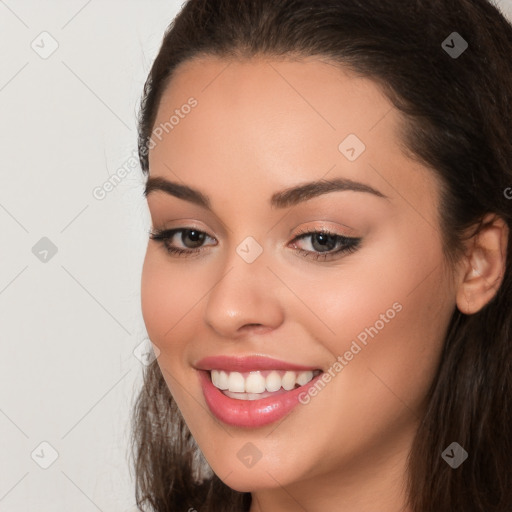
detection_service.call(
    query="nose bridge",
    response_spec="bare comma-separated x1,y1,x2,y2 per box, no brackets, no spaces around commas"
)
203,236,284,337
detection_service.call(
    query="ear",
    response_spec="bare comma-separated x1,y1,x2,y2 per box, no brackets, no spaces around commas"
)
456,214,509,315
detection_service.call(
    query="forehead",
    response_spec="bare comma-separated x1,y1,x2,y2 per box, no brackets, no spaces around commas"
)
153,55,395,140
148,55,438,214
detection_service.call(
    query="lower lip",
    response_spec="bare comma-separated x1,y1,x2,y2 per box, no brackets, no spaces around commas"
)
198,370,322,428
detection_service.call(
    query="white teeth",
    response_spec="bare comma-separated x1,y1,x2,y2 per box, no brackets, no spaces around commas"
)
265,371,282,392
217,370,229,390
245,372,266,393
228,371,245,392
297,371,313,386
210,369,320,395
211,370,220,388
282,371,296,391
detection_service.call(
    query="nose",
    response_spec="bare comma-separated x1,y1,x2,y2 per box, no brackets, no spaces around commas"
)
203,252,285,339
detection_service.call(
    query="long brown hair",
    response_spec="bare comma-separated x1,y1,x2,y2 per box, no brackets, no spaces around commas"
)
130,1,512,510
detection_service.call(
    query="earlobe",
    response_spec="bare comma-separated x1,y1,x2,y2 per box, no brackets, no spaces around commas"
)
455,214,509,315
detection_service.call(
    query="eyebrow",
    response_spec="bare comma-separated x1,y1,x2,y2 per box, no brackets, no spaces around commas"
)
144,176,387,210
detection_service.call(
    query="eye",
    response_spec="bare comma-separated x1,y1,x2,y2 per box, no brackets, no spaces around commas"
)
148,226,361,261
290,227,361,261
148,228,216,257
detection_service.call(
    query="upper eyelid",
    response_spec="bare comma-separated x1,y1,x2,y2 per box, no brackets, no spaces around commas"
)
160,227,359,246
159,226,351,235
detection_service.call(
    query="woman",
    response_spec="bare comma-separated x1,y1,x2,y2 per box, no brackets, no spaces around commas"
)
130,0,512,510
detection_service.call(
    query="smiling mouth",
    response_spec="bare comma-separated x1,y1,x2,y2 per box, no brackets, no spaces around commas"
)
208,369,323,401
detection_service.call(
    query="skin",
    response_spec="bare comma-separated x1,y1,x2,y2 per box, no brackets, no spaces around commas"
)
140,56,508,512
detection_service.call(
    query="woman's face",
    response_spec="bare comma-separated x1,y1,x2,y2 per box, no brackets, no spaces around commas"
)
141,56,458,500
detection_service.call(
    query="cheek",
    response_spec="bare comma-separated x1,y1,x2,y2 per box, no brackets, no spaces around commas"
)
316,232,453,414
140,248,213,381
275,241,454,471
291,224,452,382
140,254,212,439
140,252,198,411
140,250,194,351
140,252,170,342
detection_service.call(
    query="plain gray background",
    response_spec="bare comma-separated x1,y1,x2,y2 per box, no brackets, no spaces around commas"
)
1,1,512,510
0,2,181,511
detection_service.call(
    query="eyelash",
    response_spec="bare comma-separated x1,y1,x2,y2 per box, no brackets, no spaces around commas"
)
148,226,361,262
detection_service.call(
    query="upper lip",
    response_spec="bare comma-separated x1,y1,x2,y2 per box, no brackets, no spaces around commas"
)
195,355,322,372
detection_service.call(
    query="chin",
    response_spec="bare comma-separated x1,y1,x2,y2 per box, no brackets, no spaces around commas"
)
216,466,293,493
